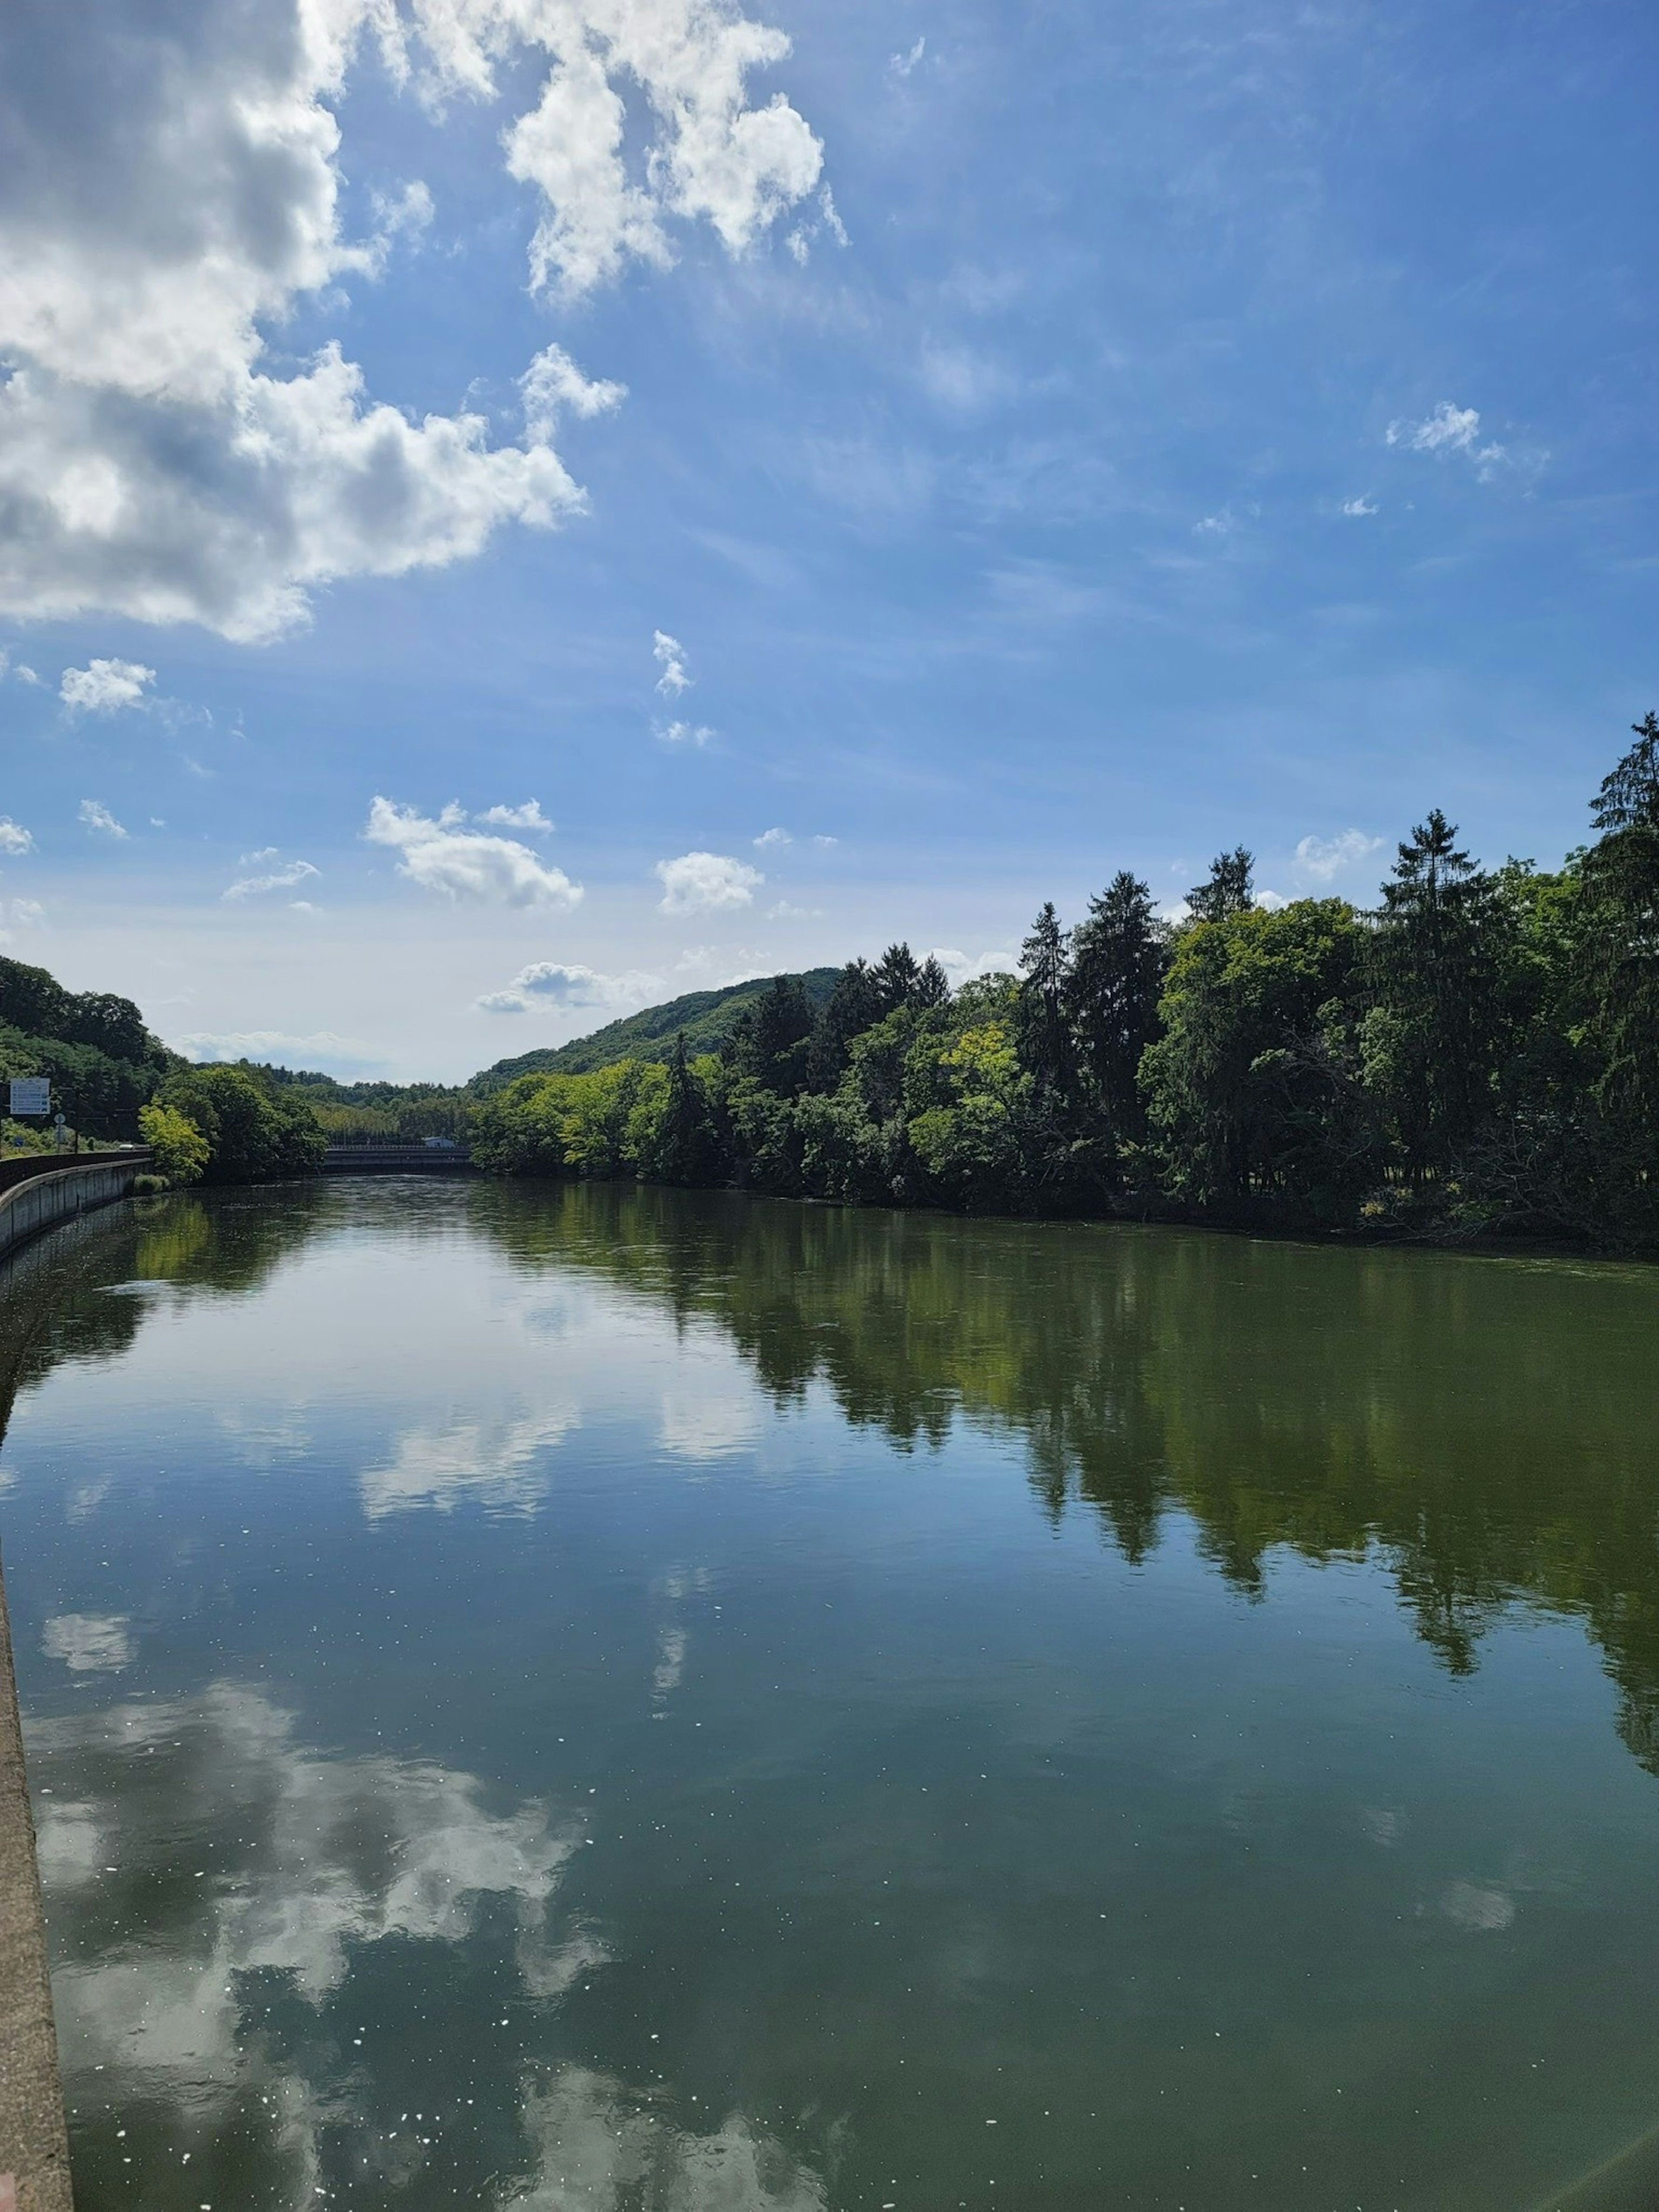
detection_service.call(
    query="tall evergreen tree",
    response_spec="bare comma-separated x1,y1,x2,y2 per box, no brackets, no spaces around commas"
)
1581,710,1659,1126
1187,848,1255,922
1068,871,1167,1150
805,958,885,1091
727,977,816,1096
1366,809,1510,1174
872,942,923,1014
914,955,952,1010
656,1033,713,1184
1016,901,1074,1099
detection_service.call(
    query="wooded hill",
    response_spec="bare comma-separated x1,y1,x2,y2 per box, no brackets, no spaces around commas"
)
0,955,171,1143
471,969,840,1089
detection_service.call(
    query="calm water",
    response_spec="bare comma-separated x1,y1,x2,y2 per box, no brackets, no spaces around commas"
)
2,1182,1659,2212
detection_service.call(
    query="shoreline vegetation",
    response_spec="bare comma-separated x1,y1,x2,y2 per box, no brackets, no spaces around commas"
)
3,715,1656,1252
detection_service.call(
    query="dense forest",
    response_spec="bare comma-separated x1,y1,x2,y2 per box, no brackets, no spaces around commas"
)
472,716,1659,1249
5,714,1655,1248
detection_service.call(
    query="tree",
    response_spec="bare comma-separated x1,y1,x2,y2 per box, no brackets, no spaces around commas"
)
1068,871,1167,1154
871,942,922,1014
805,959,885,1091
726,977,815,1096
1580,712,1659,1131
914,955,952,1010
1141,900,1369,1203
648,1034,717,1185
1186,848,1255,923
1365,810,1511,1175
1016,902,1074,1096
138,1102,210,1185
157,1064,327,1182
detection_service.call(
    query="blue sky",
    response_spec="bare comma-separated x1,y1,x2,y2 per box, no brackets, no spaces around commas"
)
1,0,1654,1080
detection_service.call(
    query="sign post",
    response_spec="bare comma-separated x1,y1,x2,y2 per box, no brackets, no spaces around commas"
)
6,1078,50,1121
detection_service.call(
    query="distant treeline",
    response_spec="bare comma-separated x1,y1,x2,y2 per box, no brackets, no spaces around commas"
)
472,715,1659,1249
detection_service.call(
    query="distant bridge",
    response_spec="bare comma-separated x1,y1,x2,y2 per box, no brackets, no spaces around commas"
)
321,1143,477,1174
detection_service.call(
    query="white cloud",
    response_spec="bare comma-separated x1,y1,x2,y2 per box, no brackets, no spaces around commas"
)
653,629,692,695
655,851,763,914
78,799,127,839
365,795,582,909
1,898,47,934
753,826,791,849
506,2070,826,2212
1341,496,1378,517
931,946,1016,985
889,36,927,78
1386,401,1517,479
474,0,824,297
0,0,820,640
657,719,714,747
0,818,33,855
1254,888,1290,911
1294,830,1384,883
225,858,319,899
171,1029,381,1074
476,799,553,830
477,961,662,1014
41,1614,134,1673
35,1681,588,2170
360,1408,578,1519
60,659,156,714
811,833,838,849
766,899,820,920
519,343,626,441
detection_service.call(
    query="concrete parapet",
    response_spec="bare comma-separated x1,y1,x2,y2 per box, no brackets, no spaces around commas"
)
0,1154,147,1265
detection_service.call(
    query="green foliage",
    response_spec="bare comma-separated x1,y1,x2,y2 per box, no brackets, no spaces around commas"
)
474,970,839,1087
0,953,172,1143
1141,900,1370,1204
138,1102,211,1186
157,1064,327,1183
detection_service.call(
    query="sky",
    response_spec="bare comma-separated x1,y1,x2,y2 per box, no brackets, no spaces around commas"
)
0,0,1655,1083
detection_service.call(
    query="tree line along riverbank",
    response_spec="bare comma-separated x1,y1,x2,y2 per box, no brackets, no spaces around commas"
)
4,713,1656,1250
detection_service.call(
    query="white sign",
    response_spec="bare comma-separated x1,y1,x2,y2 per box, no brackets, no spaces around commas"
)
8,1077,51,1118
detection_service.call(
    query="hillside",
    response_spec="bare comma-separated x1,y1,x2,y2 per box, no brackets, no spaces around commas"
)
0,954,172,1147
472,968,841,1090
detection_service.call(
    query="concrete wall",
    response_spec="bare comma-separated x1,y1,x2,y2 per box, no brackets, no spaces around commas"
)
0,1566,71,2212
0,1156,146,1265
0,1156,147,2208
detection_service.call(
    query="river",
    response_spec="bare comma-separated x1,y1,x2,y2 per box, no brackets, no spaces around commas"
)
2,1179,1658,2211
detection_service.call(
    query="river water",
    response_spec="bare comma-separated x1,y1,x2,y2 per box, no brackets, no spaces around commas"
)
2,1179,1658,2212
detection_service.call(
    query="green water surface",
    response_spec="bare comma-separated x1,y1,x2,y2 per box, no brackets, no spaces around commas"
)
1,1179,1657,2212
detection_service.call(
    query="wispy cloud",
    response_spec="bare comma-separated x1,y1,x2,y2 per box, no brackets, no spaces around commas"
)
224,858,319,900
1294,830,1383,883
1341,496,1378,517
0,818,33,855
653,630,692,696
172,1030,384,1075
656,720,714,747
889,35,926,78
78,799,127,839
654,852,763,914
1385,402,1529,482
753,827,792,849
